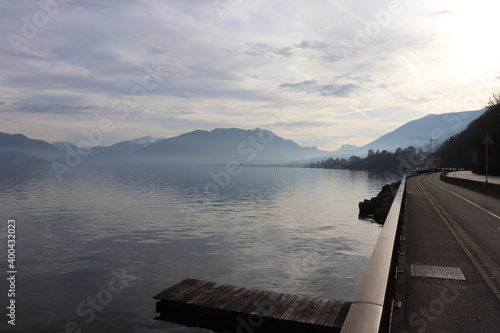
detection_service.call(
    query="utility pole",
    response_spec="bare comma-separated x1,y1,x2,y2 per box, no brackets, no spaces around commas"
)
482,135,493,183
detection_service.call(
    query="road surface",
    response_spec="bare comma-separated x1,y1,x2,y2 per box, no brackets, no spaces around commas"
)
391,173,500,333
447,170,500,186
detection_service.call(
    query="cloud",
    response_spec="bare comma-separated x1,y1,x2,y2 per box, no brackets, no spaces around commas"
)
280,80,359,97
295,40,329,49
1,0,499,150
293,39,351,62
280,80,318,90
244,43,295,58
149,47,169,55
284,121,333,128
321,83,359,97
12,103,96,115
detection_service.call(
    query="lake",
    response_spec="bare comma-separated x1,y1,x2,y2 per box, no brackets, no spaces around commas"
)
0,164,399,332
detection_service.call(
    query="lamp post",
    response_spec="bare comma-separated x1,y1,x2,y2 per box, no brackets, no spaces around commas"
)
482,135,493,183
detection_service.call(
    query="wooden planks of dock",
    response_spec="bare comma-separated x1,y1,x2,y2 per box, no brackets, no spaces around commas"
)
154,278,351,333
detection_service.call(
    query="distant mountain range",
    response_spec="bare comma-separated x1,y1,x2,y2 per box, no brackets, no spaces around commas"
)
0,129,328,166
0,109,486,167
325,109,485,159
0,132,63,161
0,151,51,167
137,128,328,164
52,135,164,155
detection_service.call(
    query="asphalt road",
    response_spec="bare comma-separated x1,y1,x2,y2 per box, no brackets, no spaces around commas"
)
447,171,500,186
391,173,500,333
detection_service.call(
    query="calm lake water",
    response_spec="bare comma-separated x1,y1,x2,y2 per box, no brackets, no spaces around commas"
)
0,164,399,332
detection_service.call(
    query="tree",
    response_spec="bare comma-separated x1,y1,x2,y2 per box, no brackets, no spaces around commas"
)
438,91,500,174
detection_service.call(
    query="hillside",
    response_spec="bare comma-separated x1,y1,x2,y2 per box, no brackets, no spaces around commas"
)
1,108,489,168
0,151,51,167
438,101,500,175
138,128,329,165
52,135,163,155
328,110,485,159
1,129,327,166
0,132,64,161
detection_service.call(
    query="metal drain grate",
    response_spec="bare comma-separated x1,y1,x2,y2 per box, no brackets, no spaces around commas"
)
411,264,466,280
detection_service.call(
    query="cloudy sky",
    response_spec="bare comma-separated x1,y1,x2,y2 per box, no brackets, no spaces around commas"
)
1,0,499,150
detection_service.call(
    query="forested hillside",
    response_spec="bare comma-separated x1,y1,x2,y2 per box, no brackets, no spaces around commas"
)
308,146,425,175
438,95,500,175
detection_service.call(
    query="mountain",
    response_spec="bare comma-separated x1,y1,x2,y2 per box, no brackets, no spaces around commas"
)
52,141,78,151
108,135,164,153
128,136,164,146
0,132,64,161
438,104,500,174
3,110,485,167
0,151,51,167
335,144,358,153
329,110,485,159
137,128,329,165
52,135,164,155
52,141,90,154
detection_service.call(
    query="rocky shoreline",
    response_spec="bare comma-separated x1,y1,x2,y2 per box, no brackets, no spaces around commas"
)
359,181,401,224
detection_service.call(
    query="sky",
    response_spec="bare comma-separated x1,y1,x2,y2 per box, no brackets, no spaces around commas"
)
1,0,499,150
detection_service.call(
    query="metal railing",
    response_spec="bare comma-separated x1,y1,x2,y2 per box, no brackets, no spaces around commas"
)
340,175,407,333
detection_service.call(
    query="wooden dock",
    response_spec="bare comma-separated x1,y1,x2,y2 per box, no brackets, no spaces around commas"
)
154,278,351,333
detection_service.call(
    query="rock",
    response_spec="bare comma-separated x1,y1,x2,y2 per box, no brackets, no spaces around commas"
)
359,181,401,224
359,199,376,216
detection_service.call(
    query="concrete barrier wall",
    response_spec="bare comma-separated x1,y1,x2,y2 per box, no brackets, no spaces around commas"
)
440,173,500,198
341,176,407,333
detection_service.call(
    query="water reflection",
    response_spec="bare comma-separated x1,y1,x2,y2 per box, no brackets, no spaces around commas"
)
0,164,399,332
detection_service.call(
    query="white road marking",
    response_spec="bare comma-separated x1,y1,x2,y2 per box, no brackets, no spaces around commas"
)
428,175,500,220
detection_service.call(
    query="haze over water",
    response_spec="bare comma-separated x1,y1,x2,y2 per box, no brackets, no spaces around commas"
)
0,164,399,332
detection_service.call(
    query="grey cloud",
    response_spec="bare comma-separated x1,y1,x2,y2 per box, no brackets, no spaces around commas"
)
320,51,349,63
280,80,317,89
12,103,96,115
275,47,294,58
0,1,210,103
154,115,225,130
245,40,346,62
320,83,358,97
294,40,351,62
245,43,294,58
149,47,169,55
295,40,329,49
280,80,358,97
285,121,332,128
0,0,487,149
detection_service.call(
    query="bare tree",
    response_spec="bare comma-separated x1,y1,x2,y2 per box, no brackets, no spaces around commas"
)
487,91,500,110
